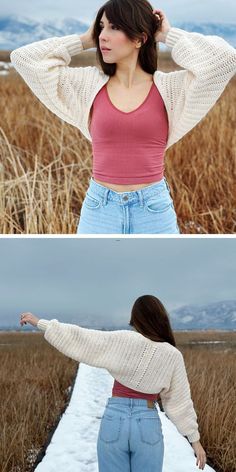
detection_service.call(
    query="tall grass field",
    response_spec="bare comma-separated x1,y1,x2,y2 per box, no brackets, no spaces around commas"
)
0,330,235,472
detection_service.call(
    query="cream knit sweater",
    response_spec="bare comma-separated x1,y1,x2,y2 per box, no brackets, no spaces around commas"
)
10,27,236,150
37,318,200,443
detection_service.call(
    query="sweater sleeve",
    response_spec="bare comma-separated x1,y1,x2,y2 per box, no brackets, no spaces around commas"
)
163,27,236,149
10,34,96,129
159,349,200,443
36,318,120,368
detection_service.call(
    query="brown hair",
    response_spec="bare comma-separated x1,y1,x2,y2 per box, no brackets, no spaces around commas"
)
129,295,176,346
91,0,161,76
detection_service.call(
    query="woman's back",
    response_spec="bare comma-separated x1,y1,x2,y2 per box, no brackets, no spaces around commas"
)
37,318,200,443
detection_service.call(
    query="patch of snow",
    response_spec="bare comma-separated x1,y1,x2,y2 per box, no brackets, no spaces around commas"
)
231,312,236,322
190,341,229,344
181,315,194,323
35,364,216,472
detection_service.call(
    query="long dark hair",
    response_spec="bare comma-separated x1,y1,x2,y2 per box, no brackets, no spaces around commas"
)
91,0,161,76
129,295,176,346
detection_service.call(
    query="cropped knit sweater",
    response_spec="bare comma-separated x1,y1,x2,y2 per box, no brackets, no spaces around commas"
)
10,27,236,153
37,318,200,443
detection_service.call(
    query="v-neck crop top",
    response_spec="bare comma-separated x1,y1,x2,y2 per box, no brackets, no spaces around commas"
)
90,81,169,184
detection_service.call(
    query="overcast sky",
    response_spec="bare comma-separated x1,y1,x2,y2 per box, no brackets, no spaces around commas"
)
0,237,235,328
1,0,235,24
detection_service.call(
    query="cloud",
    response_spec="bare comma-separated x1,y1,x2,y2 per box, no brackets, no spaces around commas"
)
2,0,235,23
0,238,235,327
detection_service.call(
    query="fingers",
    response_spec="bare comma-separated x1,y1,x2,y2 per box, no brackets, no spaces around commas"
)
20,312,39,328
152,9,164,18
20,312,31,325
20,319,27,326
152,9,166,27
196,453,206,469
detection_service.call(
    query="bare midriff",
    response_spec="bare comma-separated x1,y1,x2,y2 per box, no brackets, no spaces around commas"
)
93,178,162,193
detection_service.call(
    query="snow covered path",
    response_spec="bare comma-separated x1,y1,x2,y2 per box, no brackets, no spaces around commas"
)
35,363,215,472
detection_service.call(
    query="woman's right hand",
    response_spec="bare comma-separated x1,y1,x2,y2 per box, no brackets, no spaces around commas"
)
81,19,96,49
191,440,207,469
20,312,39,327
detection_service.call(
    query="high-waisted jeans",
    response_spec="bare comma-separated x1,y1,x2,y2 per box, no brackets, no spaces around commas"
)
76,177,180,234
97,397,164,472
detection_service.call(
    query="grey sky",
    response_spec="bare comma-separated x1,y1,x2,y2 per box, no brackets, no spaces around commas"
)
1,0,235,24
0,237,235,327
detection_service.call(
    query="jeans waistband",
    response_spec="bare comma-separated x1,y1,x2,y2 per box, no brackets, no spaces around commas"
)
88,177,171,205
107,397,158,408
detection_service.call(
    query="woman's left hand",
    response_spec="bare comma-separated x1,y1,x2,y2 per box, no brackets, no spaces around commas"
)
152,9,171,43
20,312,39,327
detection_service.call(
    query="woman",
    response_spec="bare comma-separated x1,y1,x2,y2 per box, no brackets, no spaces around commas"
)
20,295,207,471
10,1,236,234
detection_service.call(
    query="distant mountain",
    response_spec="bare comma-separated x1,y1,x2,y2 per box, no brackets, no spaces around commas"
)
1,300,235,331
0,14,89,50
0,14,235,50
170,300,236,330
175,21,236,47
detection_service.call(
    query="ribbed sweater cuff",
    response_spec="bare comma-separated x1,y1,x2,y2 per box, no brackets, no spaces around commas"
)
187,431,200,443
165,27,187,49
37,319,50,331
59,34,84,56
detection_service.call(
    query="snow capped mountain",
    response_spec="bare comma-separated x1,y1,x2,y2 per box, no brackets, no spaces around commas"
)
1,300,236,331
0,14,236,50
177,21,236,47
0,14,89,50
170,300,236,330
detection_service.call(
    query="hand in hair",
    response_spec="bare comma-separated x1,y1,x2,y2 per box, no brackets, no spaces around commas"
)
152,9,171,43
82,18,97,49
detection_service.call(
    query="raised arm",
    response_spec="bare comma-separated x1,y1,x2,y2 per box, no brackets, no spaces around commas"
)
37,318,122,369
159,349,200,443
160,27,236,149
10,33,97,130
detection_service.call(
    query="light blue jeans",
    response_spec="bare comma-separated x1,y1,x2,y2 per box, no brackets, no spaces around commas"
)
77,177,180,234
97,397,164,472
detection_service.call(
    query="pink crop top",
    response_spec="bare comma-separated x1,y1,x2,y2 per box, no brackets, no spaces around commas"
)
112,379,160,401
90,81,169,184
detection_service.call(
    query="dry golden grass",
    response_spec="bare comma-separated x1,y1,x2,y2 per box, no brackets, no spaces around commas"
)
182,349,236,472
0,330,235,471
0,50,235,233
175,331,236,472
0,332,78,471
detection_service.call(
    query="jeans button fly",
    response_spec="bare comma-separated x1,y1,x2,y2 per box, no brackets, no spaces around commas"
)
123,195,128,201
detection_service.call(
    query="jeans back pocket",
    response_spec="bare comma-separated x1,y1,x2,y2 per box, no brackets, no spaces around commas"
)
99,412,125,443
136,413,162,445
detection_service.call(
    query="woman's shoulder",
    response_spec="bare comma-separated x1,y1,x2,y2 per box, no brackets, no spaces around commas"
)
159,340,182,357
126,330,182,355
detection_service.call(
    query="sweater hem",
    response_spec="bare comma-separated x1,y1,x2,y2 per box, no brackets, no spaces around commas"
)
165,27,188,49
59,34,84,56
37,319,50,331
187,431,201,443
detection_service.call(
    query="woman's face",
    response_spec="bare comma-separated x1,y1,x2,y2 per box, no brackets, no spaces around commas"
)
98,11,139,64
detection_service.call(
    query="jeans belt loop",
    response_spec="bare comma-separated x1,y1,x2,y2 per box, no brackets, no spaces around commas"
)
103,188,109,206
138,189,144,208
